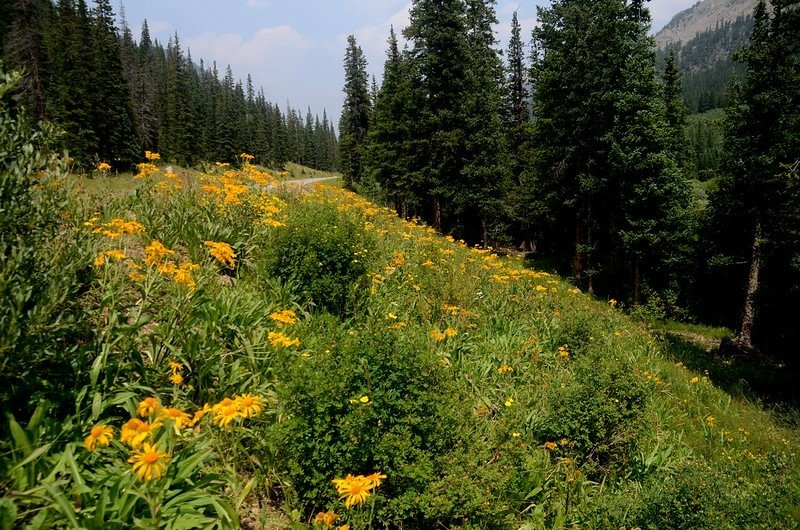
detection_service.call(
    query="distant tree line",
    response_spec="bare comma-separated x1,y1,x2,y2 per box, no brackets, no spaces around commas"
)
0,0,339,171
344,0,799,359
657,14,753,112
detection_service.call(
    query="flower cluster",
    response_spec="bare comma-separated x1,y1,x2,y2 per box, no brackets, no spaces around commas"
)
204,240,236,268
144,240,198,289
94,249,127,267
87,217,145,238
144,151,161,161
210,394,264,427
269,309,297,326
169,361,184,385
135,162,159,179
331,472,386,508
268,331,300,348
96,161,111,172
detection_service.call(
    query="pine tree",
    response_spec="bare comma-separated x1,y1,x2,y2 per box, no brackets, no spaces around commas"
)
363,27,414,215
404,0,470,230
710,0,800,354
90,0,138,167
3,0,53,120
459,0,509,246
662,50,689,161
531,0,692,299
339,35,370,189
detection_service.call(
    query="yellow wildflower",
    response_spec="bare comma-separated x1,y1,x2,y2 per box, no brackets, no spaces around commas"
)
204,241,236,268
505,397,514,407
172,262,198,289
706,415,715,428
690,376,700,384
94,249,127,266
214,404,241,427
430,329,446,342
190,404,212,426
144,240,175,266
160,407,191,430
331,474,378,509
544,441,557,451
609,298,618,308
120,418,162,449
128,442,170,481
498,364,514,374
96,162,111,172
137,397,161,418
314,511,339,527
269,309,297,326
558,345,570,360
444,327,458,338
144,151,161,161
268,331,300,348
84,424,113,452
234,394,263,418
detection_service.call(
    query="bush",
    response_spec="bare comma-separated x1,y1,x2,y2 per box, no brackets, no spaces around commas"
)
539,354,650,473
0,66,93,422
260,200,372,317
274,319,509,527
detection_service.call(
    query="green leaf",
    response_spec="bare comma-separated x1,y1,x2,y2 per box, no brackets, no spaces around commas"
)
7,415,31,456
8,443,52,473
43,481,80,528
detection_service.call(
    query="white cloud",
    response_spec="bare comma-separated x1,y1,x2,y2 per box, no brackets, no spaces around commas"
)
187,26,314,70
341,3,411,81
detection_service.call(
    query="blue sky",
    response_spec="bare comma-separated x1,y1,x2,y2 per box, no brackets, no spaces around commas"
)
120,0,697,126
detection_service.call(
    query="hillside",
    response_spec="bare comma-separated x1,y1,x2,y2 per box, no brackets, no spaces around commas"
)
656,0,757,47
655,0,756,111
3,139,799,527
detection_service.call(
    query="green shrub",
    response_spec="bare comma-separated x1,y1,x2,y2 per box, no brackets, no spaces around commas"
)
274,319,509,527
0,66,94,422
539,354,650,473
260,200,372,317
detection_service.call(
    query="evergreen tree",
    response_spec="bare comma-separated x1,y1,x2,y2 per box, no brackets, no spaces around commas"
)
339,35,370,189
363,27,414,215
709,0,800,354
404,0,470,230
89,0,138,166
531,0,693,300
459,0,509,246
662,50,689,161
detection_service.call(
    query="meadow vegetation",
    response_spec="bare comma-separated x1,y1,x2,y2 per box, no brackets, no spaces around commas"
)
2,69,798,527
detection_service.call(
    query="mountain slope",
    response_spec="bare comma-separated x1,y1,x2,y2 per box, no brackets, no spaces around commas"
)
655,0,758,111
656,0,757,47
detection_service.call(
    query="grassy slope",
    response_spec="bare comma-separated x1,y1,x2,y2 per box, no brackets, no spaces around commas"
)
50,164,800,527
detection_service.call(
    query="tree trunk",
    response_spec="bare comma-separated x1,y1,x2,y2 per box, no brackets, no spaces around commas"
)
481,214,488,249
731,218,762,353
634,258,642,305
433,198,442,233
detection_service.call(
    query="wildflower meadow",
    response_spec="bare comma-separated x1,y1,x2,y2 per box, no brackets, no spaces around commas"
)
2,69,799,528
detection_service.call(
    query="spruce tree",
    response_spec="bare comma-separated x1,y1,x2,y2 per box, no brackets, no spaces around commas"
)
404,0,470,230
459,0,509,246
339,35,370,189
363,27,414,215
662,50,689,162
532,0,692,299
709,0,800,354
